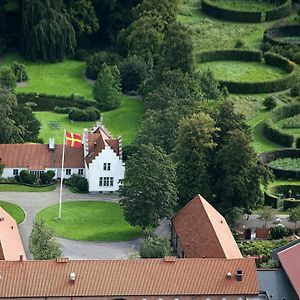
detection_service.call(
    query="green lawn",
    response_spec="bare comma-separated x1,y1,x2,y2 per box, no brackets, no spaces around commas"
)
3,53,92,98
198,61,288,82
0,201,25,224
37,201,141,241
210,0,279,11
35,97,144,146
268,158,300,171
0,184,55,192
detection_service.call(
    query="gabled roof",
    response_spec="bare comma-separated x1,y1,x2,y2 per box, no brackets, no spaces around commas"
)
278,243,300,299
0,144,84,169
0,258,258,297
0,207,26,261
84,126,120,165
172,194,242,259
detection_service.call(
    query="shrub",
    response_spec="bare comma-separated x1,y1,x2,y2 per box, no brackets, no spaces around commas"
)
290,85,300,97
11,62,28,82
271,225,287,239
74,48,90,61
0,67,16,90
66,174,81,187
263,96,277,110
265,0,292,21
119,56,148,93
139,236,171,258
20,170,35,185
68,107,100,121
283,198,300,210
86,51,122,80
76,177,88,192
54,106,73,114
40,170,55,184
264,192,279,208
235,39,245,48
297,137,300,149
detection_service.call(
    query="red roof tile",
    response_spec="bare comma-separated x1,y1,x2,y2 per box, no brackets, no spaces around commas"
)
0,144,84,169
0,208,26,261
278,243,300,298
0,258,258,297
172,194,243,259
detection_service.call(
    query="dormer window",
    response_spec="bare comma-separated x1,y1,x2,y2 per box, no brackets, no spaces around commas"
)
103,163,111,171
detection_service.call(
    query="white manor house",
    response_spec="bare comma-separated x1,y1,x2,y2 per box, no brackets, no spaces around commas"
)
0,123,125,193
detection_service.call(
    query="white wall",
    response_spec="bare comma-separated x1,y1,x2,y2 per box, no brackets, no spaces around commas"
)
87,146,125,192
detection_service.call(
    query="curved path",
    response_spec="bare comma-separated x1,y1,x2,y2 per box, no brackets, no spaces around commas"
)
0,185,170,259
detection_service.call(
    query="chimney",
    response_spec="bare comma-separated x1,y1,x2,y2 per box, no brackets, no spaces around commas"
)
49,138,55,150
236,269,243,281
19,255,24,262
226,272,232,279
69,272,76,282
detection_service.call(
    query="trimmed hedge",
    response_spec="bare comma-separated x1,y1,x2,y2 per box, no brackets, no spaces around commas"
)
201,0,291,23
264,191,279,208
17,93,96,111
197,50,299,94
283,199,300,210
263,104,300,148
296,137,300,149
258,149,300,179
264,25,300,47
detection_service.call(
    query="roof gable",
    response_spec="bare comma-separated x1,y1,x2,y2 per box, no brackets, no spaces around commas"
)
172,194,242,259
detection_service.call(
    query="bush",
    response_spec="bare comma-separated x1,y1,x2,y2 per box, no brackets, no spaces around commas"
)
11,62,28,82
290,85,300,97
0,67,16,90
235,39,245,48
265,0,292,21
119,56,148,93
263,96,277,110
66,174,81,187
264,192,279,208
68,107,100,121
74,48,90,61
86,51,122,80
17,93,96,111
20,170,35,185
40,170,55,184
76,177,88,192
271,225,287,239
297,137,300,149
54,106,73,114
139,236,171,258
283,198,300,210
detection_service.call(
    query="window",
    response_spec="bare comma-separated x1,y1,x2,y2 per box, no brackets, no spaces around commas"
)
110,177,113,186
103,163,111,171
78,169,83,175
66,169,71,175
99,177,103,186
13,169,18,176
99,177,112,186
104,177,109,186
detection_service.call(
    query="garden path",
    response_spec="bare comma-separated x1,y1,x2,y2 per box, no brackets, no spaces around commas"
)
0,185,170,259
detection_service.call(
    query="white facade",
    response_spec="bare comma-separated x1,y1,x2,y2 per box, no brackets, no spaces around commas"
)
86,146,125,193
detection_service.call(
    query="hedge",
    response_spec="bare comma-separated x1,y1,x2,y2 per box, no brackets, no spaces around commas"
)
264,191,279,208
283,199,300,210
296,137,300,149
258,149,300,180
263,104,300,148
197,50,299,94
17,93,96,111
201,0,291,23
264,24,300,47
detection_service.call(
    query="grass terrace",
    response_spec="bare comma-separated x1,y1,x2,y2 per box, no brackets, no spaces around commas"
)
37,201,141,242
0,201,25,224
267,158,300,171
209,0,278,11
0,184,56,192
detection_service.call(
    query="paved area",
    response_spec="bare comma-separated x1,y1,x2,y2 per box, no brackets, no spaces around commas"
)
0,185,170,259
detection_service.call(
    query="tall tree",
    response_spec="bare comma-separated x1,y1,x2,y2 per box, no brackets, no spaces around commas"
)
92,63,121,111
22,0,76,61
120,143,178,229
214,130,272,213
173,113,218,206
29,219,62,260
289,206,300,232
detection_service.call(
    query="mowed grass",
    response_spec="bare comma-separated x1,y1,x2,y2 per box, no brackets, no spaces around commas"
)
268,158,300,171
0,201,25,224
37,201,141,241
0,184,56,192
3,53,92,99
211,0,278,11
198,61,288,82
35,97,143,145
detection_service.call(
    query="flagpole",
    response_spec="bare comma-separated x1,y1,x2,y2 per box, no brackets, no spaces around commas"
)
58,129,66,220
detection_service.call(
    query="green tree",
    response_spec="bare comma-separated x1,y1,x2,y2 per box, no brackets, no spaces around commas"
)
22,0,76,61
0,67,16,90
0,88,23,143
198,69,224,100
258,206,275,227
161,22,194,73
92,63,121,111
0,162,5,176
289,206,300,231
140,236,171,258
214,130,272,213
29,219,62,260
120,143,178,229
173,113,218,206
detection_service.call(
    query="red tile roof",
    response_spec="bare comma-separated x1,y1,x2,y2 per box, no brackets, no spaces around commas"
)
0,144,84,169
85,127,120,165
0,258,258,297
278,243,300,298
0,208,26,261
172,194,243,259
